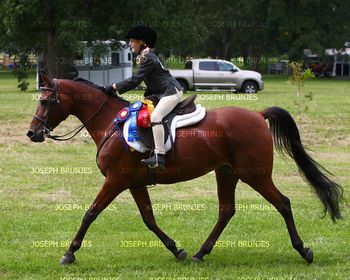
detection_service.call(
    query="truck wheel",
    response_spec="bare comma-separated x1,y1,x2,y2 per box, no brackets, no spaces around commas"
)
241,81,258,93
178,80,188,93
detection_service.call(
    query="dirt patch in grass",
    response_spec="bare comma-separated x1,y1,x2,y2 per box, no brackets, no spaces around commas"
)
33,189,73,203
0,116,93,146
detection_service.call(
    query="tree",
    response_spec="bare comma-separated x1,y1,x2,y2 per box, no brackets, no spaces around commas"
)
0,0,93,89
198,0,274,71
1,0,349,84
0,0,204,82
268,0,350,60
289,61,314,115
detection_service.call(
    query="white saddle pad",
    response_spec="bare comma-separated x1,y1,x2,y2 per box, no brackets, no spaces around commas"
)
123,104,206,153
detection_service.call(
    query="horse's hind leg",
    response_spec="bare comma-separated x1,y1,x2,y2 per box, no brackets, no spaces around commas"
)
251,178,313,263
193,165,238,261
130,186,187,261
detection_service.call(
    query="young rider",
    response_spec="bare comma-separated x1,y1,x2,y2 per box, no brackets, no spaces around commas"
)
109,26,183,169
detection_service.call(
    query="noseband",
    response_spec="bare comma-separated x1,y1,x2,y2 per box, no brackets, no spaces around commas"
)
34,78,108,141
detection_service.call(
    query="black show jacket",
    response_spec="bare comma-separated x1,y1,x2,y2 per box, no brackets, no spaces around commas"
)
116,51,181,98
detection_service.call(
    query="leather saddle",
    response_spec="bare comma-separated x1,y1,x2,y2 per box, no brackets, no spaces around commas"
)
138,95,197,149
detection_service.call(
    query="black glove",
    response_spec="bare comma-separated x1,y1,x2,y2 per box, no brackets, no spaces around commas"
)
105,84,117,95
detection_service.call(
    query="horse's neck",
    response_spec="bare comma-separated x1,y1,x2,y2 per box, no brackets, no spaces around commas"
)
68,84,127,146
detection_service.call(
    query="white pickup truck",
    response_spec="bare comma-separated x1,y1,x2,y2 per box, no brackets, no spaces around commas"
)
169,59,264,93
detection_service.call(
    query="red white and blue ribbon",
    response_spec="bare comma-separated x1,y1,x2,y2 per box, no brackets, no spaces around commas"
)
128,101,143,142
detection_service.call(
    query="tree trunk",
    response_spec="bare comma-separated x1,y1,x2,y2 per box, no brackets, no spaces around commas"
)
42,4,59,77
222,29,231,60
250,43,262,72
43,29,57,77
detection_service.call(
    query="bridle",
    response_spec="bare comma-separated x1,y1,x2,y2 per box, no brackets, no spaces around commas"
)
34,78,108,141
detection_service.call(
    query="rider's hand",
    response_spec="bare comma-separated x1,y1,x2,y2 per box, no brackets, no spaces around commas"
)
105,83,117,95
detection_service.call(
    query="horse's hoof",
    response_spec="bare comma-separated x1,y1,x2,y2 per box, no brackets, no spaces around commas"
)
304,248,313,264
176,249,187,261
192,256,203,262
60,253,76,265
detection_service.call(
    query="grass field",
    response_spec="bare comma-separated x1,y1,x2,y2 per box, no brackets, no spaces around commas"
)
0,71,349,280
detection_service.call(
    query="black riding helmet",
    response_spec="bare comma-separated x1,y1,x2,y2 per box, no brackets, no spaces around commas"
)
125,26,157,48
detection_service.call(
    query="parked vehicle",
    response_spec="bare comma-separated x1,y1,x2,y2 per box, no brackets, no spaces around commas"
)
170,59,264,93
36,40,133,88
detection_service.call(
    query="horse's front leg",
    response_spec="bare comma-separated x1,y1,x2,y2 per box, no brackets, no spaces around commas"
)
130,187,187,261
60,178,126,265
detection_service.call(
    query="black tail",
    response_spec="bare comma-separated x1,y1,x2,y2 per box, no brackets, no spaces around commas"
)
262,106,343,222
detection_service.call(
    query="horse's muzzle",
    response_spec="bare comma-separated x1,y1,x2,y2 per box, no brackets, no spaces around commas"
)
26,129,45,142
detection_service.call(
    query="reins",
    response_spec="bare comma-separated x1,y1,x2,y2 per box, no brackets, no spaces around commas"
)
46,96,109,141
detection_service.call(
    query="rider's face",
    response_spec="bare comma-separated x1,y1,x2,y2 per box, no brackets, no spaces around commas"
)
129,39,142,54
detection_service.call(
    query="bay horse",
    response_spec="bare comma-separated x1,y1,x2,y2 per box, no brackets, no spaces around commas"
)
27,75,343,265
308,63,327,77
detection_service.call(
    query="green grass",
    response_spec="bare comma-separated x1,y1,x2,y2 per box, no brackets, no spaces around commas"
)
0,71,349,279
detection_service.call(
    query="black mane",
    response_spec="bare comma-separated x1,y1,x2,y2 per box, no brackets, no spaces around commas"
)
73,78,129,104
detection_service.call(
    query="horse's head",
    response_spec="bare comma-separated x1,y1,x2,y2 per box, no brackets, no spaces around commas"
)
27,74,71,142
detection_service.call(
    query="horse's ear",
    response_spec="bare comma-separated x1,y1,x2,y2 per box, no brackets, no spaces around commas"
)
40,72,53,87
